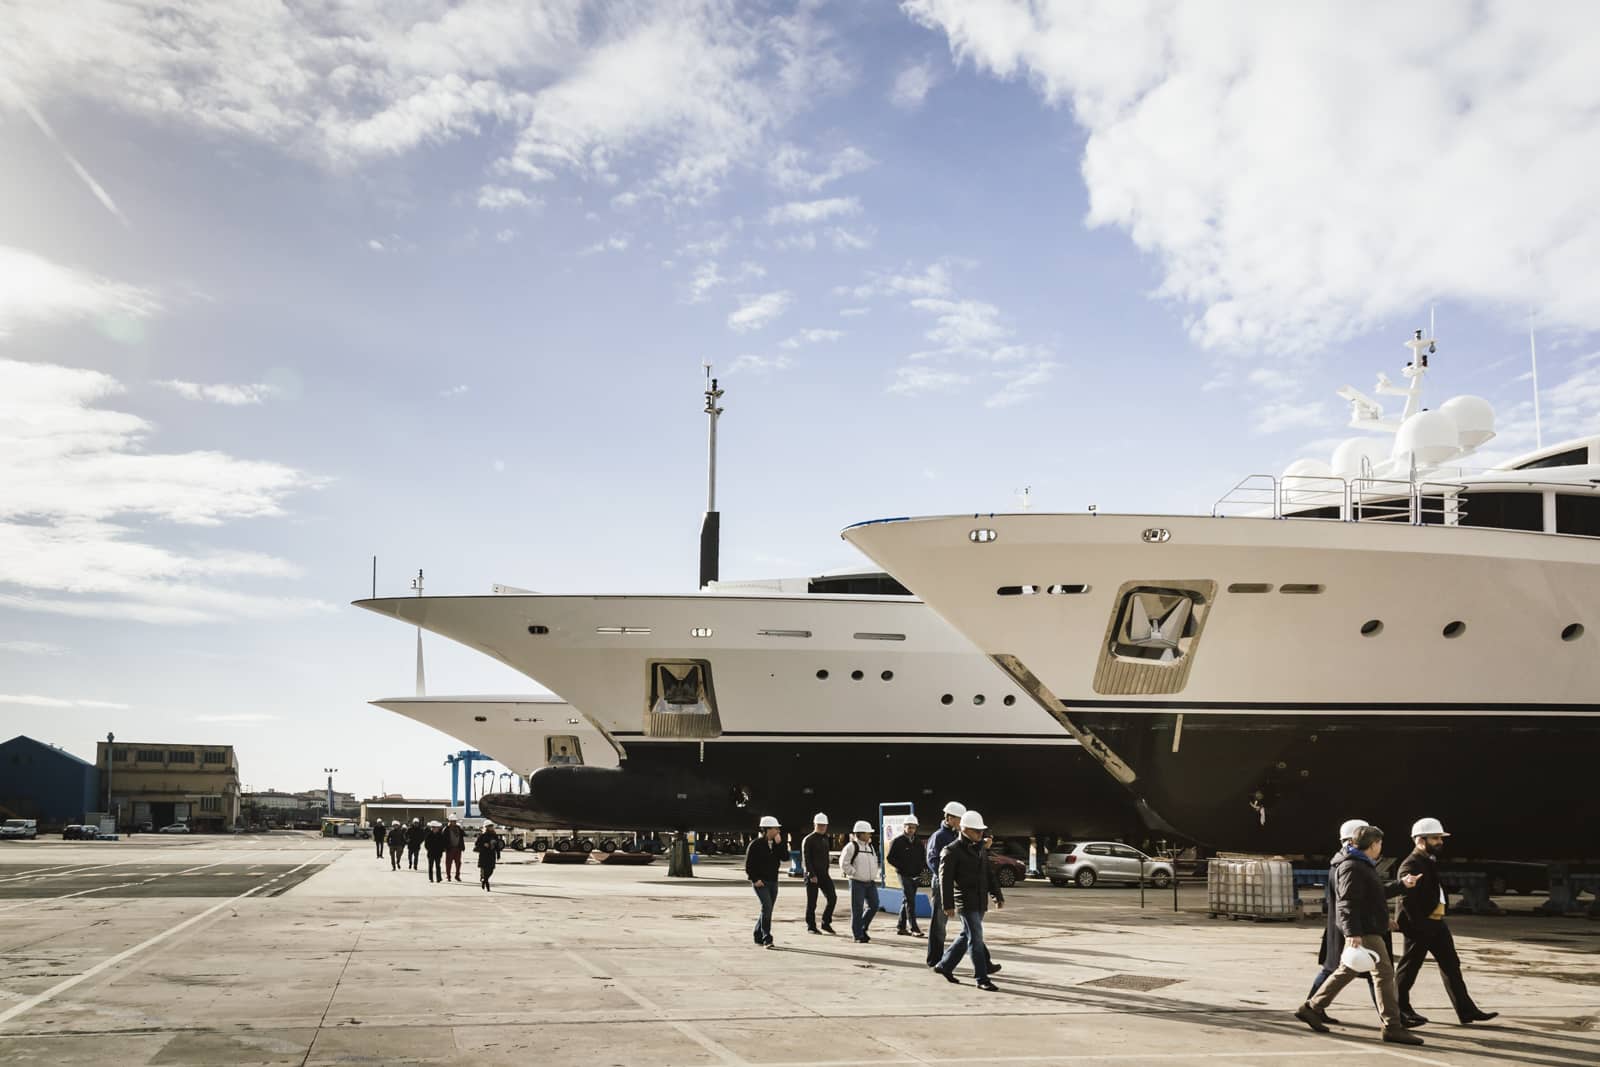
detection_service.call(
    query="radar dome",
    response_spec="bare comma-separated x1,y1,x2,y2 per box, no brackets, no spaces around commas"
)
1282,458,1335,505
1331,438,1387,480
1440,395,1495,449
1392,409,1460,468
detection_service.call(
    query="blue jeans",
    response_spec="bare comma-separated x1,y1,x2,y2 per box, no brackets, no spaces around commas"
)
938,909,992,980
752,883,777,943
850,880,879,939
898,885,923,932
926,893,947,965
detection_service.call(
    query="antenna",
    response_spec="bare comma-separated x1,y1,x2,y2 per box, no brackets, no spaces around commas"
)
1530,319,1543,450
699,364,725,589
1016,486,1032,511
411,569,426,697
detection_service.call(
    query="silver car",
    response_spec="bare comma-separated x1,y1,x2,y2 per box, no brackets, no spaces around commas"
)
1045,842,1174,888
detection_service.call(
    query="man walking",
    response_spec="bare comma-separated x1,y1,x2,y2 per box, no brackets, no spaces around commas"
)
423,820,447,883
934,809,1003,990
745,815,786,948
1396,818,1497,1027
372,818,385,859
801,813,836,935
386,820,406,871
888,815,926,937
405,817,424,870
925,801,964,968
1309,818,1419,1019
1297,825,1424,1045
840,820,881,943
443,814,467,882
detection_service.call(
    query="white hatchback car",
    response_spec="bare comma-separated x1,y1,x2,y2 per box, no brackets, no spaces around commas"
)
1046,842,1174,888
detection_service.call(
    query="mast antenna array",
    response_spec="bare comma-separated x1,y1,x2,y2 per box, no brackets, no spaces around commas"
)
699,364,724,589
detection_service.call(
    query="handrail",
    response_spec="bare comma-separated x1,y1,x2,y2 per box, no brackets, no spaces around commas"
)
1213,475,1470,525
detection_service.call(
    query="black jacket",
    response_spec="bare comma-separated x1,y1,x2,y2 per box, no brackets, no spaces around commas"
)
1332,850,1401,938
888,833,926,881
386,825,406,849
800,831,832,881
475,831,501,867
939,835,1002,913
745,837,786,884
405,824,425,848
424,828,446,857
1396,849,1447,932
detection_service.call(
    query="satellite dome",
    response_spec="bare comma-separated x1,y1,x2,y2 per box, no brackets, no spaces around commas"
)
1392,409,1460,468
1440,395,1496,450
1331,438,1387,480
1281,458,1334,505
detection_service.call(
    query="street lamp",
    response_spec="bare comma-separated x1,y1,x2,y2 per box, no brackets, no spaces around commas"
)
323,768,338,816
106,731,115,830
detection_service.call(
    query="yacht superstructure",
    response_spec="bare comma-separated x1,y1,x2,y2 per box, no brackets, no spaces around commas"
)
843,332,1600,860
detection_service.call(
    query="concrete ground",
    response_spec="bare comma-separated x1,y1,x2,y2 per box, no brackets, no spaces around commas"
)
0,834,1595,1066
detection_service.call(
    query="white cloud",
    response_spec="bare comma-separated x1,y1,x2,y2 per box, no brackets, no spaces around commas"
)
154,380,278,406
440,384,469,397
829,226,872,251
839,307,870,318
0,640,65,655
687,260,764,303
768,144,875,192
580,234,631,254
776,231,818,251
727,290,792,333
986,361,1057,408
495,228,517,243
904,1,1600,350
1255,400,1330,436
0,693,130,710
779,328,843,350
728,353,792,374
841,260,958,302
367,239,386,253
0,246,159,338
890,58,939,110
0,359,330,624
765,196,861,226
888,366,970,395
476,184,538,211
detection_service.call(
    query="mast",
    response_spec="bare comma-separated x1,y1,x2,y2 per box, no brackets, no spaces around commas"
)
699,365,724,588
411,569,426,697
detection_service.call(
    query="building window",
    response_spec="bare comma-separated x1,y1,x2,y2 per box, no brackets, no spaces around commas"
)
202,751,226,764
136,749,163,762
200,796,221,812
114,748,129,761
168,750,195,763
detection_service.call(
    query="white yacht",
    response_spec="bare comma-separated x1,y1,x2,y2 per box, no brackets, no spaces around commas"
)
370,694,620,777
842,331,1600,860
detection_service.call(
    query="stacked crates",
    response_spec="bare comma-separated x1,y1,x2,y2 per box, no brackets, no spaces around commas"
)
1207,853,1297,920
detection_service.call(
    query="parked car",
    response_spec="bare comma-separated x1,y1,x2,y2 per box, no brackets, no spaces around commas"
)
1046,842,1174,889
988,849,1027,888
158,823,191,834
1,819,38,840
61,824,101,840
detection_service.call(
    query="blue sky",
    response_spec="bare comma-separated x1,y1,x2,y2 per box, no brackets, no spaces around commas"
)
3,1,1599,798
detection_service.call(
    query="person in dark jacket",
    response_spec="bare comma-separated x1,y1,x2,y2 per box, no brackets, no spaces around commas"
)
745,815,786,948
934,809,1003,991
800,813,836,935
443,815,467,882
887,815,926,937
372,819,385,858
924,801,964,968
386,821,406,870
1298,826,1423,1046
475,823,502,890
1395,818,1497,1027
405,817,424,870
423,821,447,883
1309,818,1419,1019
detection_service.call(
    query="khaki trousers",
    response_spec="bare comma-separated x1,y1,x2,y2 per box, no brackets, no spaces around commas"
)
1307,934,1402,1033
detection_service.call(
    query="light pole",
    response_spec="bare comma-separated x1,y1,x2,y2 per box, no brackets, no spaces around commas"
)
323,768,338,816
106,731,115,830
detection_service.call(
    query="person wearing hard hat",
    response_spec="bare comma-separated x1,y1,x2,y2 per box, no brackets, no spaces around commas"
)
1395,818,1497,1027
746,816,787,947
887,815,926,938
1308,819,1420,1019
372,818,385,859
839,820,881,942
933,809,1003,991
443,814,467,882
800,813,837,935
386,819,407,871
1297,825,1422,1045
924,801,965,968
423,820,447,883
475,822,503,891
405,817,425,871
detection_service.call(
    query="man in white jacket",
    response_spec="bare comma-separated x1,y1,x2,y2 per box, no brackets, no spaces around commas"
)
840,820,881,943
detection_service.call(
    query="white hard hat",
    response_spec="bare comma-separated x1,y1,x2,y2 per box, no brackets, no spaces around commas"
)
851,820,873,833
427,820,441,828
758,815,781,829
1339,944,1379,974
412,817,420,824
959,810,986,831
942,801,966,817
448,814,459,821
902,814,918,826
1411,817,1450,838
812,812,828,825
1338,819,1367,842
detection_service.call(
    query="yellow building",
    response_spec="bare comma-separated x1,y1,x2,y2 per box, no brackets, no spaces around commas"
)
95,741,241,832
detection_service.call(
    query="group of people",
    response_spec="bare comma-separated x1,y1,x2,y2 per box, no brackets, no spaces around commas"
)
1294,817,1497,1047
745,800,1005,992
371,815,504,891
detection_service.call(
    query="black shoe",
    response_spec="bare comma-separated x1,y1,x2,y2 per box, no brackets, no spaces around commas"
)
935,965,959,984
807,926,820,935
987,963,1002,974
897,927,910,936
1462,1011,1498,1025
820,923,835,934
1294,1005,1330,1033
1400,1012,1429,1029
976,978,999,991
763,939,775,949
1382,1029,1424,1046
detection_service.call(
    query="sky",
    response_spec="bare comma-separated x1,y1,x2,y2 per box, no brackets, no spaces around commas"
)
4,1,1600,800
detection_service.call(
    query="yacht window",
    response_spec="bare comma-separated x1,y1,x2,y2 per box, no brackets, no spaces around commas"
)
1459,492,1543,532
1047,584,1090,595
853,632,906,641
1003,695,1016,706
757,629,812,638
997,585,1038,596
1555,494,1600,537
1442,621,1466,639
527,625,549,635
1228,583,1273,594
806,574,913,596
1562,623,1585,642
1360,619,1383,637
816,669,829,680
1280,584,1324,594
940,694,953,705
1515,446,1588,470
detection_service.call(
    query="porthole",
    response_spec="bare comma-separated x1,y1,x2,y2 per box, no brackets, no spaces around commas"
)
997,585,1037,596
1360,619,1383,637
1047,584,1090,595
969,528,998,544
973,694,986,706
527,625,549,635
473,715,488,723
940,694,953,705
850,670,864,681
1003,695,1016,706
1562,623,1585,642
1442,620,1466,639
880,670,894,682
1280,584,1324,595
816,669,829,680
1228,583,1273,594
690,627,713,638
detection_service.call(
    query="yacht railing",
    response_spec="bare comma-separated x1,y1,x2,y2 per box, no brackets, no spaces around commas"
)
1213,476,1466,525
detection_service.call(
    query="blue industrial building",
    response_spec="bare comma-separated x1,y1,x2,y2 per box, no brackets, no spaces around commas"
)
0,736,100,827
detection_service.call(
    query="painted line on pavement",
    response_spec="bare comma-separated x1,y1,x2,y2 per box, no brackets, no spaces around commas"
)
562,949,745,1065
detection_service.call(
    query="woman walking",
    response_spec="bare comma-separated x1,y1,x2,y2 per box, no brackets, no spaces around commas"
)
475,823,503,891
